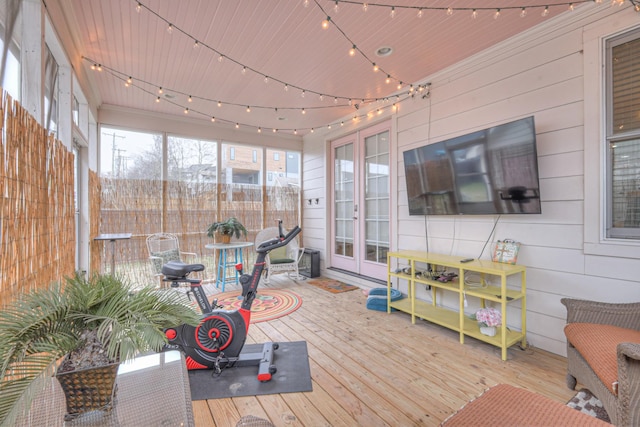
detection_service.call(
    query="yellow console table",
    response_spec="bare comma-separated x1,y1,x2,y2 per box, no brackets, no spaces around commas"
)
387,251,526,360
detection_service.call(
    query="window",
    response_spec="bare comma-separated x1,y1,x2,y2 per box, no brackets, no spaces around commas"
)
230,147,235,160
274,152,280,161
606,29,640,239
253,149,257,163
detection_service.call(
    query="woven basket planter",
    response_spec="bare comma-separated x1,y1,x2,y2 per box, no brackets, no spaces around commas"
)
55,361,120,420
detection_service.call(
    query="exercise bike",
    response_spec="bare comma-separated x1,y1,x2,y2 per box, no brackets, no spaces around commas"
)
162,221,301,382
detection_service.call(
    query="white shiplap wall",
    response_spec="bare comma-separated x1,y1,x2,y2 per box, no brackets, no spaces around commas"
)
302,5,640,357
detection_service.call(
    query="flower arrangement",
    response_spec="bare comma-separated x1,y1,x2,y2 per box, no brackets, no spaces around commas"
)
474,307,502,327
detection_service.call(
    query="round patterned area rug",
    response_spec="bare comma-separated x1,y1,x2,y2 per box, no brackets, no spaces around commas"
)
210,289,302,323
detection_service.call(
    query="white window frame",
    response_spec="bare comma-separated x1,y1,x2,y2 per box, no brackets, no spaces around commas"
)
584,19,640,258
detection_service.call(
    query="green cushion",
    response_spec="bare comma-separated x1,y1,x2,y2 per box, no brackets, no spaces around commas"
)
269,246,294,264
151,248,181,273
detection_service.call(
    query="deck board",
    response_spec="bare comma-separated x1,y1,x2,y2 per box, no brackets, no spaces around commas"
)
191,276,576,426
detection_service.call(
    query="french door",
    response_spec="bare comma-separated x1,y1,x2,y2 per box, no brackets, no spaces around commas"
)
330,121,390,281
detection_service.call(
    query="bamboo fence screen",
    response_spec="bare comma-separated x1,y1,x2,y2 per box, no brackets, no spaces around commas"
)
98,178,300,287
0,92,75,307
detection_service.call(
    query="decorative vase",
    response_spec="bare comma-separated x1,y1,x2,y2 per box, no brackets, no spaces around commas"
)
480,325,497,337
55,361,120,420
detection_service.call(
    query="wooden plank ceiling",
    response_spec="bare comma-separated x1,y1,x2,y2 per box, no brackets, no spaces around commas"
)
57,0,610,135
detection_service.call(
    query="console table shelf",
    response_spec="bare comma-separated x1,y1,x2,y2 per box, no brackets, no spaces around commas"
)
387,250,526,360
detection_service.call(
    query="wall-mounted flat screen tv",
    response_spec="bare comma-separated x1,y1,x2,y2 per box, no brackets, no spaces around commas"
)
403,116,541,215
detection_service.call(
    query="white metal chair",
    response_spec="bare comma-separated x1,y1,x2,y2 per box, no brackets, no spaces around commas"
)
254,226,304,284
146,233,198,287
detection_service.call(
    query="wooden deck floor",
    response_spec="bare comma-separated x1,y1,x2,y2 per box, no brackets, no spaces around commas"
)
191,276,575,427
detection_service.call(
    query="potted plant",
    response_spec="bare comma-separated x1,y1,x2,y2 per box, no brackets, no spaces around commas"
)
471,307,502,337
207,217,248,243
0,273,200,424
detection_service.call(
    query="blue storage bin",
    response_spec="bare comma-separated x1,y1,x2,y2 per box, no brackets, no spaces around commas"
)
366,287,403,311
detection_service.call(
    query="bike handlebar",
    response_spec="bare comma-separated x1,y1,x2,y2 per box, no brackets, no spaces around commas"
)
256,222,301,253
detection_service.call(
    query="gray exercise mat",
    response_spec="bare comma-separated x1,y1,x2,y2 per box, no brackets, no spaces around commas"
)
188,341,312,400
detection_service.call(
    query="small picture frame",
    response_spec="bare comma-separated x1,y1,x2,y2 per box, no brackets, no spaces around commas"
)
492,239,521,264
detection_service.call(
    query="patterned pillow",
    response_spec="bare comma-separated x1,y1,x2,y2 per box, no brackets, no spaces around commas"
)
151,248,181,273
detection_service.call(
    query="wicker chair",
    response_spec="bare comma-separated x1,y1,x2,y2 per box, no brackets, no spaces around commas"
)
561,298,640,426
254,226,304,284
146,233,198,287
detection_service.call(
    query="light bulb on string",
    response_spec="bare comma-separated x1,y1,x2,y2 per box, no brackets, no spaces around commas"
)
569,3,574,10
471,9,478,19
373,63,379,72
193,40,199,48
218,101,222,107
542,6,549,16
303,0,309,7
301,108,306,114
188,95,192,103
167,23,173,34
246,106,251,112
362,3,368,12
90,63,96,70
447,7,453,16
284,84,289,91
97,64,102,71
127,76,132,85
520,8,527,17
390,7,396,18
397,82,403,90
294,129,298,135
273,128,277,133
258,127,262,133
301,90,306,98
158,87,163,94
417,8,423,18
218,54,224,62
211,117,215,122
494,9,501,19
334,97,338,104
241,66,247,75
385,75,391,84
334,1,339,13
136,2,141,12
156,96,160,103
264,75,269,84
349,45,356,56
184,108,189,114
235,123,240,129
322,16,331,29
319,94,324,101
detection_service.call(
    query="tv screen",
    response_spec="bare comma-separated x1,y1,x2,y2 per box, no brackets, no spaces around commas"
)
403,116,541,215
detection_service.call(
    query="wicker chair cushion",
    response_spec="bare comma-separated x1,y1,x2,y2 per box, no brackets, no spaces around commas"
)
151,248,181,273
442,384,610,426
269,246,294,264
564,323,640,395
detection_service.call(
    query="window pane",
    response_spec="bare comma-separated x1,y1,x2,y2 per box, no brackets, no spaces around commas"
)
611,36,640,135
610,138,640,230
266,149,300,187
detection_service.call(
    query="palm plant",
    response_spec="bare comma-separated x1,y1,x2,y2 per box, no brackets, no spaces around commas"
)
207,217,248,239
0,273,200,425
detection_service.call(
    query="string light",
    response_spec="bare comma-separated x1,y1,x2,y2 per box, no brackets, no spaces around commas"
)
520,7,527,17
447,7,453,16
193,40,199,48
362,2,368,12
390,6,396,18
136,2,141,12
349,45,356,56
471,9,478,19
494,9,501,19
417,8,423,18
184,107,189,114
542,6,550,16
167,23,173,34
188,95,192,102
333,0,339,13
321,16,331,29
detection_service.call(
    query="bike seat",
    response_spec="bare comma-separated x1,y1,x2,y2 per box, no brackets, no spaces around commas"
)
162,260,205,280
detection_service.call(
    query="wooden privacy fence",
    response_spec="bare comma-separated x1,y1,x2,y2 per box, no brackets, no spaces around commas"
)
0,92,75,307
97,178,301,287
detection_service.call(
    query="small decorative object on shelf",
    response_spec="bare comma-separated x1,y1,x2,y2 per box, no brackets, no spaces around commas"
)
473,307,502,336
